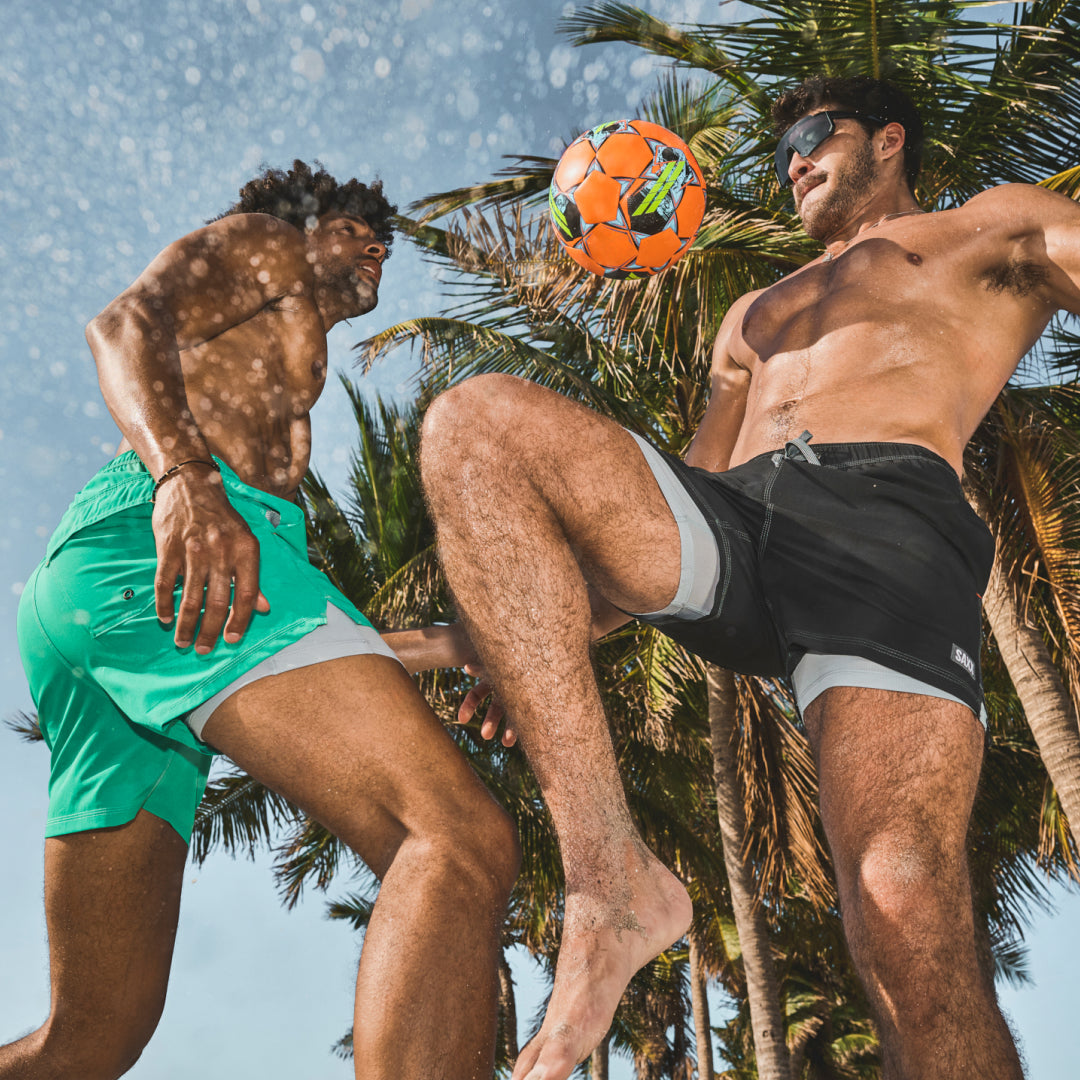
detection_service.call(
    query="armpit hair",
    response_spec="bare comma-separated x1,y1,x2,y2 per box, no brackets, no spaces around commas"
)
981,257,1048,298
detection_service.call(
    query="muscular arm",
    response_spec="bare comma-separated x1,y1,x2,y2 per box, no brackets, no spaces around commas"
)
684,294,753,472
85,214,313,651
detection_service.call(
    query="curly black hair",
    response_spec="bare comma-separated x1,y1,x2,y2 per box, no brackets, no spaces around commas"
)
772,76,924,192
217,159,396,255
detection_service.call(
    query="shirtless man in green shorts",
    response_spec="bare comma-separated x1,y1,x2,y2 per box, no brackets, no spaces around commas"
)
420,77,1080,1079
8,160,516,1080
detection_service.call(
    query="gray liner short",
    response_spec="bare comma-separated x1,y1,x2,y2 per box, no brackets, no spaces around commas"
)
186,603,401,739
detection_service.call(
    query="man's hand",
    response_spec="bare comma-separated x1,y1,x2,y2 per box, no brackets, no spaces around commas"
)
152,471,268,652
456,661,516,747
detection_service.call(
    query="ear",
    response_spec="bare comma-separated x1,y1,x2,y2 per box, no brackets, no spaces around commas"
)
878,120,907,164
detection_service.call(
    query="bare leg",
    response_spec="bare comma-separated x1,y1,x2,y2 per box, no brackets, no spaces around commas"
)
421,374,693,1080
201,654,519,1080
0,809,187,1080
804,687,1024,1080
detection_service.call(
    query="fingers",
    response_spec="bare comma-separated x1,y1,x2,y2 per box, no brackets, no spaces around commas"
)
457,680,492,726
221,544,265,645
456,678,517,747
480,701,502,741
153,489,265,651
154,549,182,626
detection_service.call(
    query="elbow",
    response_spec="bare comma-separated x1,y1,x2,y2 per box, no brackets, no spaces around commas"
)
85,301,128,356
86,294,169,361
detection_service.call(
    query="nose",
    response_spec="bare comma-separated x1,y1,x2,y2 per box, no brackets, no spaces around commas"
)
365,238,387,263
788,151,814,186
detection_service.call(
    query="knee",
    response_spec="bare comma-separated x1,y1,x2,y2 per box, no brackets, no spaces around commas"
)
454,799,521,903
421,800,521,906
421,375,527,467
847,835,968,934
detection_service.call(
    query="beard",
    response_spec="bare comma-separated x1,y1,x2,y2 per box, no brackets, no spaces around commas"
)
318,258,379,316
798,137,878,241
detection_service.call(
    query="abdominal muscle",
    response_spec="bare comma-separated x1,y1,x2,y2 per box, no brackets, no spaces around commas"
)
727,327,984,476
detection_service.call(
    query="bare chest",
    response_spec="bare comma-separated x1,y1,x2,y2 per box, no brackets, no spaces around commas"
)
732,214,1050,382
181,300,328,423
725,211,1054,465
179,300,328,494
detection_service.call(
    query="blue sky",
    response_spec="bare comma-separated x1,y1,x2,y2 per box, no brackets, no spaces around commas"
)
0,2,1076,1077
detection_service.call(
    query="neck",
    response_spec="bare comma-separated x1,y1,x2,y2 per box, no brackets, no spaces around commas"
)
821,193,923,258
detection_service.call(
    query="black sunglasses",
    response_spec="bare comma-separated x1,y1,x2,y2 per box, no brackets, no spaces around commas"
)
774,110,885,186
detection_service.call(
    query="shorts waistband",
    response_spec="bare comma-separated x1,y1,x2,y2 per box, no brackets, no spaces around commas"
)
749,437,956,472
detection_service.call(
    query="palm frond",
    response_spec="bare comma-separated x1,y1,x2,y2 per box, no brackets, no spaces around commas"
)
735,676,836,910
190,766,296,866
326,887,378,931
5,710,44,743
408,156,558,224
273,814,349,909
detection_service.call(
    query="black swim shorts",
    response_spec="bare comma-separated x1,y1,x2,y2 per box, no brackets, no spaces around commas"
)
630,433,995,718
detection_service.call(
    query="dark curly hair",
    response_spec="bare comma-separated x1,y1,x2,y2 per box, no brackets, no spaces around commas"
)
772,76,924,192
216,159,396,255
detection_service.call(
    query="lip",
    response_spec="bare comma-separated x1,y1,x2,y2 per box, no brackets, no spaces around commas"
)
795,176,825,203
357,260,382,285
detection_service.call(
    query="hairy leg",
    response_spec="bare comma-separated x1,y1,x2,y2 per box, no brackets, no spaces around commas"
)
201,653,519,1080
421,374,693,1080
0,809,187,1080
804,687,1023,1080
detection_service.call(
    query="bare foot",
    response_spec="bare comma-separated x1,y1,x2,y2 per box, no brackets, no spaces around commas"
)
511,847,692,1080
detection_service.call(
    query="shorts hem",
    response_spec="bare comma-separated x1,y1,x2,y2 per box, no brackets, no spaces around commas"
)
44,802,158,838
788,631,982,715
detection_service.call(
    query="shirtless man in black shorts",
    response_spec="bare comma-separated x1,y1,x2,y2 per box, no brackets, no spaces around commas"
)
7,161,516,1080
420,76,1080,1080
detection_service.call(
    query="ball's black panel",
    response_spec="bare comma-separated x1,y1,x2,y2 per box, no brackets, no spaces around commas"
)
549,190,583,241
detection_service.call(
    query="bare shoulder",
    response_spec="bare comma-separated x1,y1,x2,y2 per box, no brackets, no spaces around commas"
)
140,213,310,291
92,213,317,351
960,182,1080,228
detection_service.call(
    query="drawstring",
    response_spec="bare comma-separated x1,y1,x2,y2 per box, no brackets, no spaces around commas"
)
784,430,820,465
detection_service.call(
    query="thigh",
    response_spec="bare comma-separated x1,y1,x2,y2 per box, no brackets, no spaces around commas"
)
200,654,512,879
804,686,984,878
423,374,684,616
44,810,187,1055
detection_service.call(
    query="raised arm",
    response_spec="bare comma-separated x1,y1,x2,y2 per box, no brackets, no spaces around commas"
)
85,214,312,652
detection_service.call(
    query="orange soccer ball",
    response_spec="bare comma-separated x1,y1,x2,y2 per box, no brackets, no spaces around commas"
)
548,119,706,279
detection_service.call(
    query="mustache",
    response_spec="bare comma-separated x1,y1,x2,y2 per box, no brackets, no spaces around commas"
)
795,173,827,200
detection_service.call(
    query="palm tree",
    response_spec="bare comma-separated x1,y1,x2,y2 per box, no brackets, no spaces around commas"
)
966,386,1080,857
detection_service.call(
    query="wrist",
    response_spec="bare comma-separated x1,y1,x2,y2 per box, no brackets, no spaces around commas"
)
151,458,221,502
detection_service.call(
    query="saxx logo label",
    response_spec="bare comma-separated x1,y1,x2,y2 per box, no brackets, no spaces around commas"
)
951,644,976,679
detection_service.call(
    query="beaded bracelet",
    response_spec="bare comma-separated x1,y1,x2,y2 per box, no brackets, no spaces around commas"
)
151,459,221,502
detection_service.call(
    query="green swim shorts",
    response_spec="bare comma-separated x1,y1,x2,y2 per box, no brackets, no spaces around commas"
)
17,451,377,842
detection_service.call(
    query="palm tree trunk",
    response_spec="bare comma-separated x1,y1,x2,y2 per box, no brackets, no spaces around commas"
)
706,664,792,1080
983,560,1080,844
497,951,519,1063
688,930,714,1079
590,1037,609,1080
